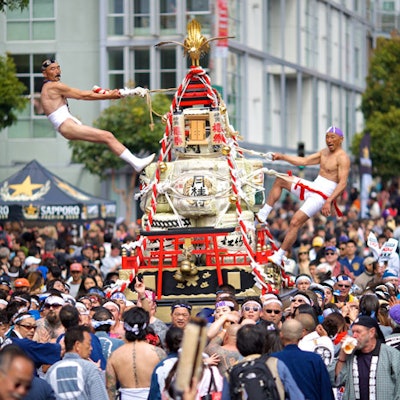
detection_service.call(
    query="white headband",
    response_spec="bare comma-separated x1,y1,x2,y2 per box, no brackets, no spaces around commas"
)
124,322,147,334
103,301,120,311
14,314,33,324
91,319,115,329
263,298,283,307
295,275,312,284
242,300,261,309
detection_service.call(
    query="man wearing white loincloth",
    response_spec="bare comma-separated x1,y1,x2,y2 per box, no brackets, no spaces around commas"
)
256,126,350,266
106,307,166,399
40,58,154,173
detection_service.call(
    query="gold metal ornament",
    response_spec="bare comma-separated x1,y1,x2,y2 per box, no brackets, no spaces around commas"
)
221,146,231,156
155,19,233,66
159,162,167,173
180,260,192,274
173,270,186,282
189,263,198,276
229,195,237,204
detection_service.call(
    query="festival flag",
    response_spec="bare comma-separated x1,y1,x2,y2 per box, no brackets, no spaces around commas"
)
215,0,228,58
360,132,372,218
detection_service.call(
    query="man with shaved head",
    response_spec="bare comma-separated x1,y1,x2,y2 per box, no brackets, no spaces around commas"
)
257,126,350,267
296,312,334,366
271,319,334,400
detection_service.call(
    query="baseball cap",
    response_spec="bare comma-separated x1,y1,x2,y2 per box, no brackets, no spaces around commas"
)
339,235,349,244
70,263,83,272
312,236,324,247
325,246,337,253
14,278,30,288
389,304,400,325
351,315,385,342
25,256,41,267
0,276,11,288
363,257,376,266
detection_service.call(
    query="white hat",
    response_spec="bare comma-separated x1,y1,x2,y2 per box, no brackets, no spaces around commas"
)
25,256,41,267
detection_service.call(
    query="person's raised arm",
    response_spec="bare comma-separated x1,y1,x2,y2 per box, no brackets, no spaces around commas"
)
273,151,321,167
50,82,122,101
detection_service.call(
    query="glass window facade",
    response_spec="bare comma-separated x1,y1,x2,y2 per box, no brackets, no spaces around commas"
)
8,54,55,139
7,0,55,41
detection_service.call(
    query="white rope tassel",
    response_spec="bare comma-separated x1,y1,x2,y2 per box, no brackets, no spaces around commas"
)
119,86,149,98
236,146,275,161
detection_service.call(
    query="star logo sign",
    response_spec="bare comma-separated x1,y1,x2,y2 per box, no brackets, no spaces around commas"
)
9,176,44,197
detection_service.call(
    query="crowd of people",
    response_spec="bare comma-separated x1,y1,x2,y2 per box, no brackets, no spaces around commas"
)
0,181,399,399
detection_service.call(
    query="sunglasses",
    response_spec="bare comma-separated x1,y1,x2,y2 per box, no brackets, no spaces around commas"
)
41,58,56,70
18,324,37,330
325,252,335,255
291,298,305,303
339,247,346,250
264,309,281,314
299,252,308,255
243,306,261,312
44,303,63,309
337,284,351,288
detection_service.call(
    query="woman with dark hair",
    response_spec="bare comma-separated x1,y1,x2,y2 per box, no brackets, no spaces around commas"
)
76,275,97,299
9,255,23,277
46,278,67,293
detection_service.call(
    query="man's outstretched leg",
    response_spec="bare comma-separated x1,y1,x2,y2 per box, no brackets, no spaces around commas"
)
268,210,309,266
256,176,293,223
60,121,155,173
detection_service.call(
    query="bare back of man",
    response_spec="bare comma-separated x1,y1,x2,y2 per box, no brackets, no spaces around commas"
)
40,59,154,173
256,126,350,266
106,340,166,398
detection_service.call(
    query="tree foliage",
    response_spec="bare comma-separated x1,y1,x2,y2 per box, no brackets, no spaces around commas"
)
352,35,400,182
360,36,400,120
0,0,29,12
351,108,400,181
0,53,28,130
69,93,171,178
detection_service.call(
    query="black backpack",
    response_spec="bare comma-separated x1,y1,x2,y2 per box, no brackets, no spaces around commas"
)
229,354,281,400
